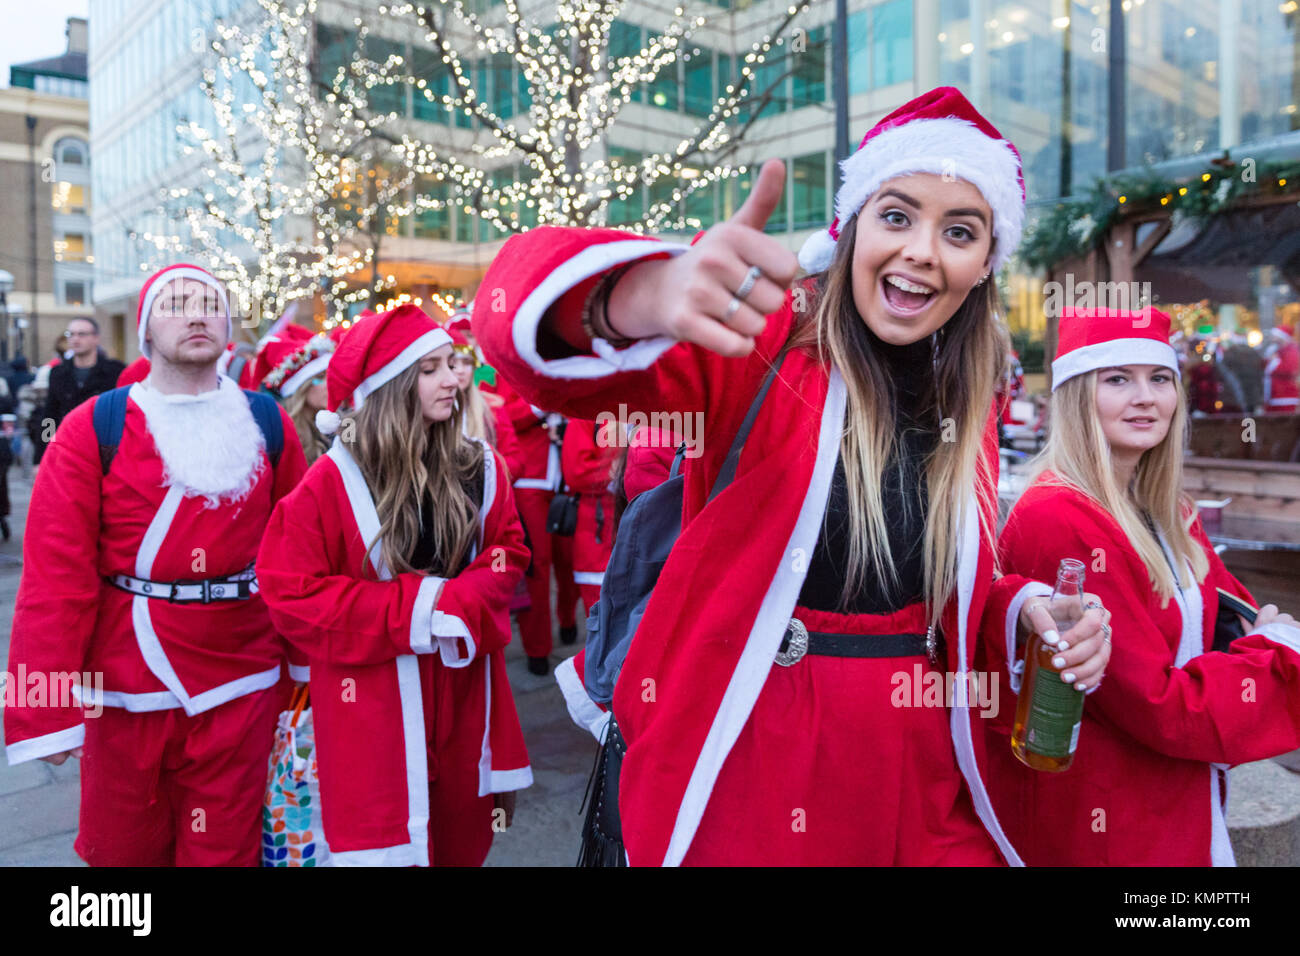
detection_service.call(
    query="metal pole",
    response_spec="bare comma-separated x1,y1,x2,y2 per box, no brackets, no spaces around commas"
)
1107,0,1126,170
833,0,849,193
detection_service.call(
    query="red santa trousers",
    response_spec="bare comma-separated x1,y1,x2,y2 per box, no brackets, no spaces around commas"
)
514,487,578,658
680,600,1003,866
75,686,280,867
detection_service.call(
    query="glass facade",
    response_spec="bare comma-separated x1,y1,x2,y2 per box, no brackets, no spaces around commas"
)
88,0,1300,343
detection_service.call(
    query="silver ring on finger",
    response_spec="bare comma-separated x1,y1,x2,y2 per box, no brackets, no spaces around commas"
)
1083,600,1104,613
724,296,743,321
734,265,764,301
1101,623,1112,644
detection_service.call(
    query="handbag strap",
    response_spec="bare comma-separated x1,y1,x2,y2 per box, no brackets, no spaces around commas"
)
707,350,789,505
289,684,310,728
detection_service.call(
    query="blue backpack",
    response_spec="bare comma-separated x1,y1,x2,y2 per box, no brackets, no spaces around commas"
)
582,352,788,706
92,384,284,476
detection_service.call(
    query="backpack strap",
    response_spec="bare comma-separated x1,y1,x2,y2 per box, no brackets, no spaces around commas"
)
95,384,284,476
93,385,132,476
707,350,789,504
244,390,284,469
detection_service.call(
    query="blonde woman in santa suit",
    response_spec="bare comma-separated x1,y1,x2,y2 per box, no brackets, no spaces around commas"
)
256,306,533,866
986,307,1300,866
473,87,1113,866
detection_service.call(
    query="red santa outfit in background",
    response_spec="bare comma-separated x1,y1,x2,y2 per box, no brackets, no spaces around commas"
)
5,262,308,866
986,308,1300,864
560,417,621,611
1264,325,1299,414
256,306,532,867
447,325,526,480
494,376,579,672
474,89,1087,866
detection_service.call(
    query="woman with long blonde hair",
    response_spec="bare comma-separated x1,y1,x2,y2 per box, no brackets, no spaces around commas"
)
256,306,533,866
474,88,1112,866
987,306,1300,865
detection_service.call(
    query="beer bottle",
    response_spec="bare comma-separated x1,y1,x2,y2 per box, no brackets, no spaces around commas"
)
1011,558,1087,772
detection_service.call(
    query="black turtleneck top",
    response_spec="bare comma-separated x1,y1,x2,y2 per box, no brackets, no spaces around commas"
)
795,333,940,615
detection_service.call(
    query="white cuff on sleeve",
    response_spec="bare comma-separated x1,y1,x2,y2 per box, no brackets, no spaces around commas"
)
409,576,444,654
287,663,310,682
5,723,86,766
1006,581,1054,695
1251,620,1300,656
512,239,690,380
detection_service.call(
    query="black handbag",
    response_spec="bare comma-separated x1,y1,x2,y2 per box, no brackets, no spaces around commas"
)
547,490,579,535
1212,587,1259,653
577,715,627,867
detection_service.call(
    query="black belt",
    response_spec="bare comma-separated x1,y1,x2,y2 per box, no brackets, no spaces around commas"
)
776,618,939,666
106,562,258,604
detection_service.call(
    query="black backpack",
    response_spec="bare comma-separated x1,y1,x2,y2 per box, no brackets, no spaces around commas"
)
92,384,284,476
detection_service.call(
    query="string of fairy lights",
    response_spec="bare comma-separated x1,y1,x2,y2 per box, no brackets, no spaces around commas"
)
139,0,813,331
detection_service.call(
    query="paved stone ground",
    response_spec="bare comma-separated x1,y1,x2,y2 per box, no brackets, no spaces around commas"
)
2,458,1297,866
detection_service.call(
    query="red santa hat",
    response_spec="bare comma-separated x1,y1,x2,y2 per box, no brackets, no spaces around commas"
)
446,324,478,366
254,325,336,398
315,305,451,435
1051,307,1180,392
448,304,472,333
797,86,1025,277
1270,324,1295,342
136,263,231,360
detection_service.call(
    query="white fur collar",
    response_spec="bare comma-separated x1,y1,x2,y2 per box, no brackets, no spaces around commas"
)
129,377,265,508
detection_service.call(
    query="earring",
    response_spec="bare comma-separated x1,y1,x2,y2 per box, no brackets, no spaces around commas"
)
975,273,990,286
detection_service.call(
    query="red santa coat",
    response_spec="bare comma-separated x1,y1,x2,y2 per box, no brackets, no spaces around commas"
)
473,225,1046,866
561,418,620,595
255,438,533,866
1265,339,1299,412
4,384,307,764
986,476,1300,865
488,398,527,482
491,378,560,488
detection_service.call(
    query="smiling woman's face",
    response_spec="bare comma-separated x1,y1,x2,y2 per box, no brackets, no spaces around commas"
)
851,173,994,346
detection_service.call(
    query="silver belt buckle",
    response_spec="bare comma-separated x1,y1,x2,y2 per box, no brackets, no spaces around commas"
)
775,617,809,667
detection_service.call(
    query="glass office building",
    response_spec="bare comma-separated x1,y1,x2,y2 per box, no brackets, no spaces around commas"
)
88,0,1300,349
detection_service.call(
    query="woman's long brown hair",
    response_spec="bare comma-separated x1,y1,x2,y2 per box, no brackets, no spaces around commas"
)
341,362,484,578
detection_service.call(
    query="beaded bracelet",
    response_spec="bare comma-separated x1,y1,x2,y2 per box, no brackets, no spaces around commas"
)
581,262,639,348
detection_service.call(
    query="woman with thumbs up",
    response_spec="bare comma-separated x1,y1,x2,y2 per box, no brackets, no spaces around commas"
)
473,87,1112,866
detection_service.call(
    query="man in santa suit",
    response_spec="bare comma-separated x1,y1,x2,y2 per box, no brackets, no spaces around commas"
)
4,262,308,866
1264,325,1299,414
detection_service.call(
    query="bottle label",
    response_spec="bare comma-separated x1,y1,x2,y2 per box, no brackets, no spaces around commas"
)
1025,668,1085,758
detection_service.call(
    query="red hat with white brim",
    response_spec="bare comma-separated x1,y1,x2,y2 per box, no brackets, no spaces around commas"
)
315,305,451,435
1052,307,1180,392
797,86,1025,277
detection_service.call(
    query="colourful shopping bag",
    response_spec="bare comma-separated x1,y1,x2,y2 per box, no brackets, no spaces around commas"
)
262,686,332,867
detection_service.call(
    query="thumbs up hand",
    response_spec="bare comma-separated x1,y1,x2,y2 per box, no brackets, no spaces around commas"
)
603,159,801,358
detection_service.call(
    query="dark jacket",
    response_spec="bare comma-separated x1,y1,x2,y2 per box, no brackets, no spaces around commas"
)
45,349,125,431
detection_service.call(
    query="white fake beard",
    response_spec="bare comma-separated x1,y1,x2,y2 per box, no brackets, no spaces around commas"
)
131,377,266,508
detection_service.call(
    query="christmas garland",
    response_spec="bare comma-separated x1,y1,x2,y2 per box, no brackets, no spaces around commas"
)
1018,157,1300,271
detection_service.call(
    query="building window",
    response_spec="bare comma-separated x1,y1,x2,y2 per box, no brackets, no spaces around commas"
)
607,146,643,225
871,0,914,88
54,233,89,263
684,47,714,117
414,178,450,239
55,138,87,166
791,26,827,107
52,182,88,215
60,280,89,306
610,21,644,104
792,151,828,230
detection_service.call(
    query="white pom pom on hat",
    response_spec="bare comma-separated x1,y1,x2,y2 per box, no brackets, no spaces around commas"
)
796,86,1026,277
315,408,342,436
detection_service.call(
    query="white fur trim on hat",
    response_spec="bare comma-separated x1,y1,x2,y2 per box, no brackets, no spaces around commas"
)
138,267,232,360
351,328,452,410
281,353,331,398
1051,338,1180,391
798,117,1024,276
